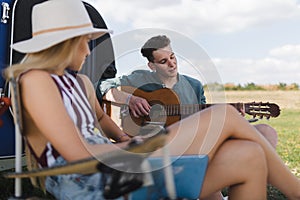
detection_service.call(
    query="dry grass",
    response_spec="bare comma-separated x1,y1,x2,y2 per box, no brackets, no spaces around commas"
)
206,90,300,110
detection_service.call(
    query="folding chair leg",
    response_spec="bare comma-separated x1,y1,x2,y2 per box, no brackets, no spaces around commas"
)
162,146,177,199
9,77,24,199
14,124,23,198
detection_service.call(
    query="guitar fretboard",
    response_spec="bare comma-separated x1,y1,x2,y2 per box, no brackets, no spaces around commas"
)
157,103,244,116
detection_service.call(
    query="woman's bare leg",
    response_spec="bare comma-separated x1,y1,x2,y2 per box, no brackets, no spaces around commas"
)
254,124,278,149
200,140,268,200
202,124,278,200
166,105,300,199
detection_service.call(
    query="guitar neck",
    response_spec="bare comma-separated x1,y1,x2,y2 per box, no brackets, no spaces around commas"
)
163,103,244,116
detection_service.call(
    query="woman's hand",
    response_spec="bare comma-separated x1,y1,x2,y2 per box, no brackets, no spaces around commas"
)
116,133,131,142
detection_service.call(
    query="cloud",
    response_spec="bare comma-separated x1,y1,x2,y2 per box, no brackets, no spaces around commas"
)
269,44,300,61
93,0,300,35
166,43,300,85
212,53,300,84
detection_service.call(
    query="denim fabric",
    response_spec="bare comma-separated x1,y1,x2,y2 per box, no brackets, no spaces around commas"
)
45,156,124,200
45,135,122,200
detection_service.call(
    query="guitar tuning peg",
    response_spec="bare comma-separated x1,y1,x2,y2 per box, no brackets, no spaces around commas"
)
248,118,258,123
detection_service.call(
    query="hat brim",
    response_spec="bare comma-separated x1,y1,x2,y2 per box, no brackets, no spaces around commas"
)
11,27,112,53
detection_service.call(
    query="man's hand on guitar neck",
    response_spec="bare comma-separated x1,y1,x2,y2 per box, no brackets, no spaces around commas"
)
238,104,246,117
237,104,260,123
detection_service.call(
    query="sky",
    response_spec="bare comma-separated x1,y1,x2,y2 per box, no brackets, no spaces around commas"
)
85,0,300,85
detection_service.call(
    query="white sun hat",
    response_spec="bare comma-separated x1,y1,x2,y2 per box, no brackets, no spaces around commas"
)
11,0,112,53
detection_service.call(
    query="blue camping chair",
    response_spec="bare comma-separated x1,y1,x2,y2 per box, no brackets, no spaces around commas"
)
131,155,208,200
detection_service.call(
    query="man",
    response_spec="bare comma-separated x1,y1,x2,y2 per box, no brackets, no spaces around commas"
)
97,35,277,145
98,35,205,124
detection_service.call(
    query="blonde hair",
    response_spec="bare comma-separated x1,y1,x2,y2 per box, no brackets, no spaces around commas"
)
4,36,84,79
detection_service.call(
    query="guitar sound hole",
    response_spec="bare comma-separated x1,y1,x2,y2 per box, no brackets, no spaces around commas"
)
146,104,167,126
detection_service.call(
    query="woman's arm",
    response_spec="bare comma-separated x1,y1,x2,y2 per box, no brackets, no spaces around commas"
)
78,74,130,142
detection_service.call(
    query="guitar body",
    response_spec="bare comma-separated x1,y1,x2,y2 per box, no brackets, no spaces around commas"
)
121,87,181,136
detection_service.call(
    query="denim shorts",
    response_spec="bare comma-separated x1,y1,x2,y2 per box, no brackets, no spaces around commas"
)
45,135,123,200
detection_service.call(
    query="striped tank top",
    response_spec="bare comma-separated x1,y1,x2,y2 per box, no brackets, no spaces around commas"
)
31,71,110,168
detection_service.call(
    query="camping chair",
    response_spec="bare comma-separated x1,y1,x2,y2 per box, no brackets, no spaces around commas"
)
3,1,209,199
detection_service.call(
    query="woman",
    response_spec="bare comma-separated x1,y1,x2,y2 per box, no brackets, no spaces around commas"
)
5,0,300,199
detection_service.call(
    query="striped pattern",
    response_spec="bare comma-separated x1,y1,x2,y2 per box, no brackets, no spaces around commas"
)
52,72,97,138
36,72,107,167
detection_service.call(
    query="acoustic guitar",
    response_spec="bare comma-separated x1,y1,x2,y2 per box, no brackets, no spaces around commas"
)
113,86,281,136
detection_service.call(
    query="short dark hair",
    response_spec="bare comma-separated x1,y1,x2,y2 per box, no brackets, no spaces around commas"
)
141,35,171,62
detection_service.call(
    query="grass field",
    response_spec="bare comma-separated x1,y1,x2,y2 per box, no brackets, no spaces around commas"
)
0,90,299,199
